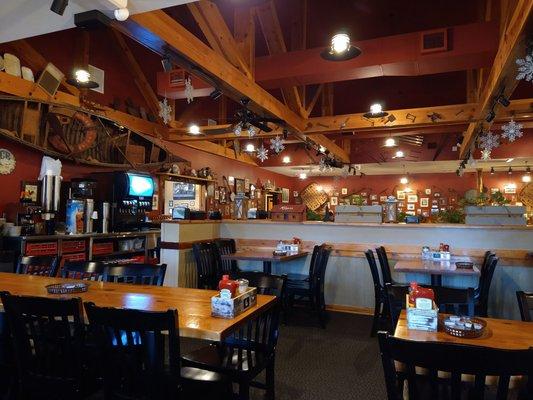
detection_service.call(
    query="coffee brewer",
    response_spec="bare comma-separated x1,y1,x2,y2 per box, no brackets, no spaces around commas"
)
65,179,97,234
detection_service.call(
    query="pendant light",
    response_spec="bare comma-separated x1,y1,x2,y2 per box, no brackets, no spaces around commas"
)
364,103,389,119
66,68,99,89
320,32,361,61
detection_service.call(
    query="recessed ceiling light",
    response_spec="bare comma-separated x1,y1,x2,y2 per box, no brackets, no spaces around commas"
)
282,156,291,164
245,143,255,152
188,124,200,135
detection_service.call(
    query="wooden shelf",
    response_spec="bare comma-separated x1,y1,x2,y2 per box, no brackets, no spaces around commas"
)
155,172,213,183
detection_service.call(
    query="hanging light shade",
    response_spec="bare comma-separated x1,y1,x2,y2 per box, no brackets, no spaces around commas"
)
384,137,397,148
320,32,361,61
188,124,200,135
66,68,99,89
364,103,389,118
400,176,409,184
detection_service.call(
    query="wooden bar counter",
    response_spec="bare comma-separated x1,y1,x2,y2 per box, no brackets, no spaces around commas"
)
0,273,276,341
161,220,533,320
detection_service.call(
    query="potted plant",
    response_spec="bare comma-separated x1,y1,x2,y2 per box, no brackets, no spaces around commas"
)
462,190,526,226
335,195,383,223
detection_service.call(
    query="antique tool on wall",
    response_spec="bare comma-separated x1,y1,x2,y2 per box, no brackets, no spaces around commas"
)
300,183,329,211
223,176,235,202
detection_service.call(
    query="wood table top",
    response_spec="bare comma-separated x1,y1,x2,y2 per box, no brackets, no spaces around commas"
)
394,259,481,276
221,250,309,262
0,273,276,341
394,311,533,350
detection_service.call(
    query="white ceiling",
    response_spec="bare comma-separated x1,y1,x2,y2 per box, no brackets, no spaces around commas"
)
262,157,533,178
0,0,196,44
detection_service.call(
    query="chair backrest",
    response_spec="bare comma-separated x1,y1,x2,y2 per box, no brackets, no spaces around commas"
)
84,302,180,400
0,292,85,397
16,255,59,277
365,249,382,293
478,256,498,316
103,263,167,286
215,238,239,274
378,331,533,400
192,241,221,289
311,244,332,292
307,244,321,278
232,271,287,298
225,299,282,354
61,260,105,281
376,246,393,285
516,291,533,322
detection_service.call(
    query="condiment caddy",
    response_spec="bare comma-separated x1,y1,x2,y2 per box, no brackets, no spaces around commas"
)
406,282,438,332
211,275,257,319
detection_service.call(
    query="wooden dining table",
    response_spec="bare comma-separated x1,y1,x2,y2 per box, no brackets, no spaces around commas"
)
394,310,533,350
0,273,276,341
394,259,480,286
221,250,309,274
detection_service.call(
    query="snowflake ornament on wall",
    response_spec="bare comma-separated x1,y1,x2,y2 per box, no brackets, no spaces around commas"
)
256,145,269,162
480,149,492,161
269,136,285,154
158,97,172,125
501,119,524,142
516,52,533,82
318,156,333,173
184,76,194,104
479,131,500,152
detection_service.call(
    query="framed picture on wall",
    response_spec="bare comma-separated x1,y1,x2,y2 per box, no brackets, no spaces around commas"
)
20,181,39,204
407,204,415,211
407,194,418,203
380,195,387,202
370,194,377,201
235,178,245,195
244,178,250,191
420,198,429,207
330,196,338,206
282,188,290,203
397,191,405,200
341,188,348,195
214,189,220,200
152,194,159,211
293,191,299,198
425,188,431,195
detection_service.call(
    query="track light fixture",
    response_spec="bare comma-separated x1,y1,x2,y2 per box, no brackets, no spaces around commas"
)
508,166,513,175
161,56,172,72
209,89,222,100
485,110,496,123
490,167,495,175
497,94,510,107
50,0,69,15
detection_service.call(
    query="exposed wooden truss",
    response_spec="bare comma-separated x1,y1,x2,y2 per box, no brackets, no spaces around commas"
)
233,5,256,76
182,140,257,165
460,0,533,158
109,29,162,120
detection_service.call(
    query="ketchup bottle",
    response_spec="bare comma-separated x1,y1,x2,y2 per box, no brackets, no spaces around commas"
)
218,275,237,297
409,282,435,307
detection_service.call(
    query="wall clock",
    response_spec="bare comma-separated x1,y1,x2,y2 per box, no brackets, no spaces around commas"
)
0,149,15,175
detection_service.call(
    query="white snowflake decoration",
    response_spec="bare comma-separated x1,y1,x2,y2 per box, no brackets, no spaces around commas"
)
479,131,500,151
501,119,523,142
248,125,257,138
318,156,333,173
269,136,285,154
516,52,533,82
256,145,268,162
480,149,492,161
184,76,194,104
158,97,172,125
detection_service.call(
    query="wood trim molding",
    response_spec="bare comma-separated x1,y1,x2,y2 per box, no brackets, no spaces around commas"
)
326,304,374,316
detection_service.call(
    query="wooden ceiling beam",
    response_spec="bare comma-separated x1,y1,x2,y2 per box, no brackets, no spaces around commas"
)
188,1,252,79
111,10,306,132
109,29,162,120
6,39,80,96
305,134,350,164
181,140,257,165
234,6,256,76
460,0,533,158
255,0,306,117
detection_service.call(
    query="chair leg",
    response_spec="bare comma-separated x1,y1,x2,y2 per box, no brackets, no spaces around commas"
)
238,382,250,400
266,359,276,400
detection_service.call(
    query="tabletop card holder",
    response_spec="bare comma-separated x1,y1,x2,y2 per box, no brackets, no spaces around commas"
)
406,295,438,332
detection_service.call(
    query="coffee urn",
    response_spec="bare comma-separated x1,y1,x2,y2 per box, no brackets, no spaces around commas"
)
98,202,110,233
41,175,62,234
84,199,95,234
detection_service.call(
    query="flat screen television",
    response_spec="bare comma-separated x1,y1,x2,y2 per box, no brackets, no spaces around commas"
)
127,173,154,197
173,182,196,200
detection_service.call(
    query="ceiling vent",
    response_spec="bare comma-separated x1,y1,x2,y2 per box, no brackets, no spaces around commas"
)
420,28,449,54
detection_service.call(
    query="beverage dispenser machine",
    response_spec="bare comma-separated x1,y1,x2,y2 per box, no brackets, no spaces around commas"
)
111,171,154,232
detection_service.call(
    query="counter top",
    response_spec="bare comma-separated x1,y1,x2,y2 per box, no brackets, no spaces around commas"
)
162,219,533,230
12,230,161,241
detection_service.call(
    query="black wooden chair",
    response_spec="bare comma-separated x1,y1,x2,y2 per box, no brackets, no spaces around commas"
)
231,271,287,298
376,246,407,286
286,244,320,284
516,291,533,322
475,254,498,317
102,263,167,286
192,241,221,290
384,283,476,330
15,255,60,277
84,302,227,400
378,331,533,399
0,292,99,399
215,238,241,274
182,298,282,400
286,244,332,328
61,261,106,281
365,249,387,336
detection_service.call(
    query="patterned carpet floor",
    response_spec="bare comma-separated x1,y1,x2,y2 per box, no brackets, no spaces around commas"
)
182,311,387,400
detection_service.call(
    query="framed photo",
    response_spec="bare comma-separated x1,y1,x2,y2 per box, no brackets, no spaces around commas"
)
503,184,516,194
20,181,39,203
407,204,415,211
407,194,418,203
152,194,158,211
282,188,290,203
370,194,377,201
235,178,245,195
219,187,227,204
420,198,429,207
360,192,367,197
490,187,500,194
341,188,348,195
425,188,431,195
439,198,448,206
293,191,299,198
244,178,250,191
214,189,220,200
380,195,387,202
330,196,338,206
397,191,405,200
